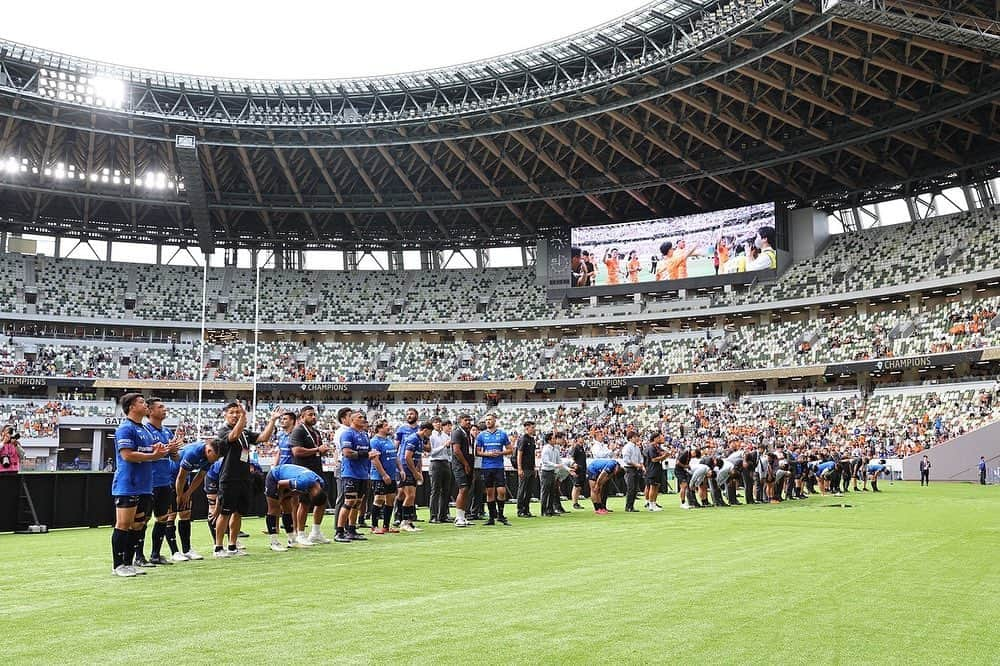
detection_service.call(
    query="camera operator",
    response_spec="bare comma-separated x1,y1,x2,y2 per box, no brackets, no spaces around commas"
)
1,426,26,474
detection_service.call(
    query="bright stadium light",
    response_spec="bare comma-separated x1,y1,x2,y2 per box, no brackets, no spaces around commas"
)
90,76,125,108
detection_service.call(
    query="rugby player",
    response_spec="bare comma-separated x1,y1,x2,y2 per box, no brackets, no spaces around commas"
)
110,393,170,577
336,410,374,542
586,458,621,514
144,398,184,565
265,464,327,551
392,407,421,526
475,414,512,526
369,419,400,534
175,438,222,560
400,421,433,532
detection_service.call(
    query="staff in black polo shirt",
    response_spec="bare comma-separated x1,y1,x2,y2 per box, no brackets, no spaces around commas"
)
290,405,331,545
450,414,474,528
213,401,281,558
516,421,538,518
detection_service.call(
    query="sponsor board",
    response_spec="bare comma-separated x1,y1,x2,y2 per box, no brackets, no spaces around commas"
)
824,350,984,376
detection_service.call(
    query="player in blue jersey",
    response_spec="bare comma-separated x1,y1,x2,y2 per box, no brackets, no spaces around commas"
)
867,459,888,492
475,414,512,526
391,407,421,527
110,393,171,577
176,440,222,553
273,411,298,466
814,459,838,496
399,421,433,532
144,398,185,566
203,459,224,543
265,464,327,552
368,419,399,534
336,410,375,543
587,458,621,514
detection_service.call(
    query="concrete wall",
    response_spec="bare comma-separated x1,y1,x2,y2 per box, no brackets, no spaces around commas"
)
902,420,1000,482
788,206,830,264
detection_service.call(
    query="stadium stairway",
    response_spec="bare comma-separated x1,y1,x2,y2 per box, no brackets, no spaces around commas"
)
901,419,1000,482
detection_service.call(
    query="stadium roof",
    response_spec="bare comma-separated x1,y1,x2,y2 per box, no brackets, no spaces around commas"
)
1,0,999,253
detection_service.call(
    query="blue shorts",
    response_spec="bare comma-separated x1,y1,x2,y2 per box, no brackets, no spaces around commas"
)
481,468,505,488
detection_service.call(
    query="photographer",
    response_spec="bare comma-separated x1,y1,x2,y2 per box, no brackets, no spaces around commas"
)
1,426,26,474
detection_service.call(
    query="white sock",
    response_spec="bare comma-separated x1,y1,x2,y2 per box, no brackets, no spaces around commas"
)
310,525,321,537
456,509,465,520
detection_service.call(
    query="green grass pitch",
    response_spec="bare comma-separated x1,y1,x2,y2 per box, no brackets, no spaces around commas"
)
2,482,999,665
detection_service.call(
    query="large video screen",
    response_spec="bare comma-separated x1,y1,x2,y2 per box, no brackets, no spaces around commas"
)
569,203,776,287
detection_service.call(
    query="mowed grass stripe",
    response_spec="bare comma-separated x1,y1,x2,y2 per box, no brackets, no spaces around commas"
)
2,482,998,664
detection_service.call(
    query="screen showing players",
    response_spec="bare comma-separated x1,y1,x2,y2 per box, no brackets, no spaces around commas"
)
569,203,776,287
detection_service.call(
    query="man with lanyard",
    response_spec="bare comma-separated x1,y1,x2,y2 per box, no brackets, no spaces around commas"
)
214,402,282,558
264,464,327,552
392,407,421,527
516,421,538,518
450,413,475,528
369,419,400,534
428,418,453,524
144,397,184,566
476,414,512,526
400,421,433,533
175,438,221,559
621,431,645,512
336,410,375,543
290,405,331,545
110,393,171,577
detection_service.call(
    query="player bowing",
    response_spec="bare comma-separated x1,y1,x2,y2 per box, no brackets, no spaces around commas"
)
264,464,328,551
587,458,622,514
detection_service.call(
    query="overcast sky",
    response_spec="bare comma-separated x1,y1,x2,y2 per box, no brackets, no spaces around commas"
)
3,0,643,79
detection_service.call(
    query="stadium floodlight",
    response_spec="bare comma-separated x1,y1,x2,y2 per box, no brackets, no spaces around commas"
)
90,76,125,108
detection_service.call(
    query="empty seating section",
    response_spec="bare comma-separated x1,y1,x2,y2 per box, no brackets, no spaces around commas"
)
34,256,126,318
0,258,24,314
3,208,999,326
3,290,1000,381
726,208,1000,306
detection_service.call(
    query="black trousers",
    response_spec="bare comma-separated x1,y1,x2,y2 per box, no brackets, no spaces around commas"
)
742,466,755,503
469,469,485,516
920,470,929,486
624,468,641,510
516,469,536,514
539,470,557,515
429,461,453,521
981,469,987,485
